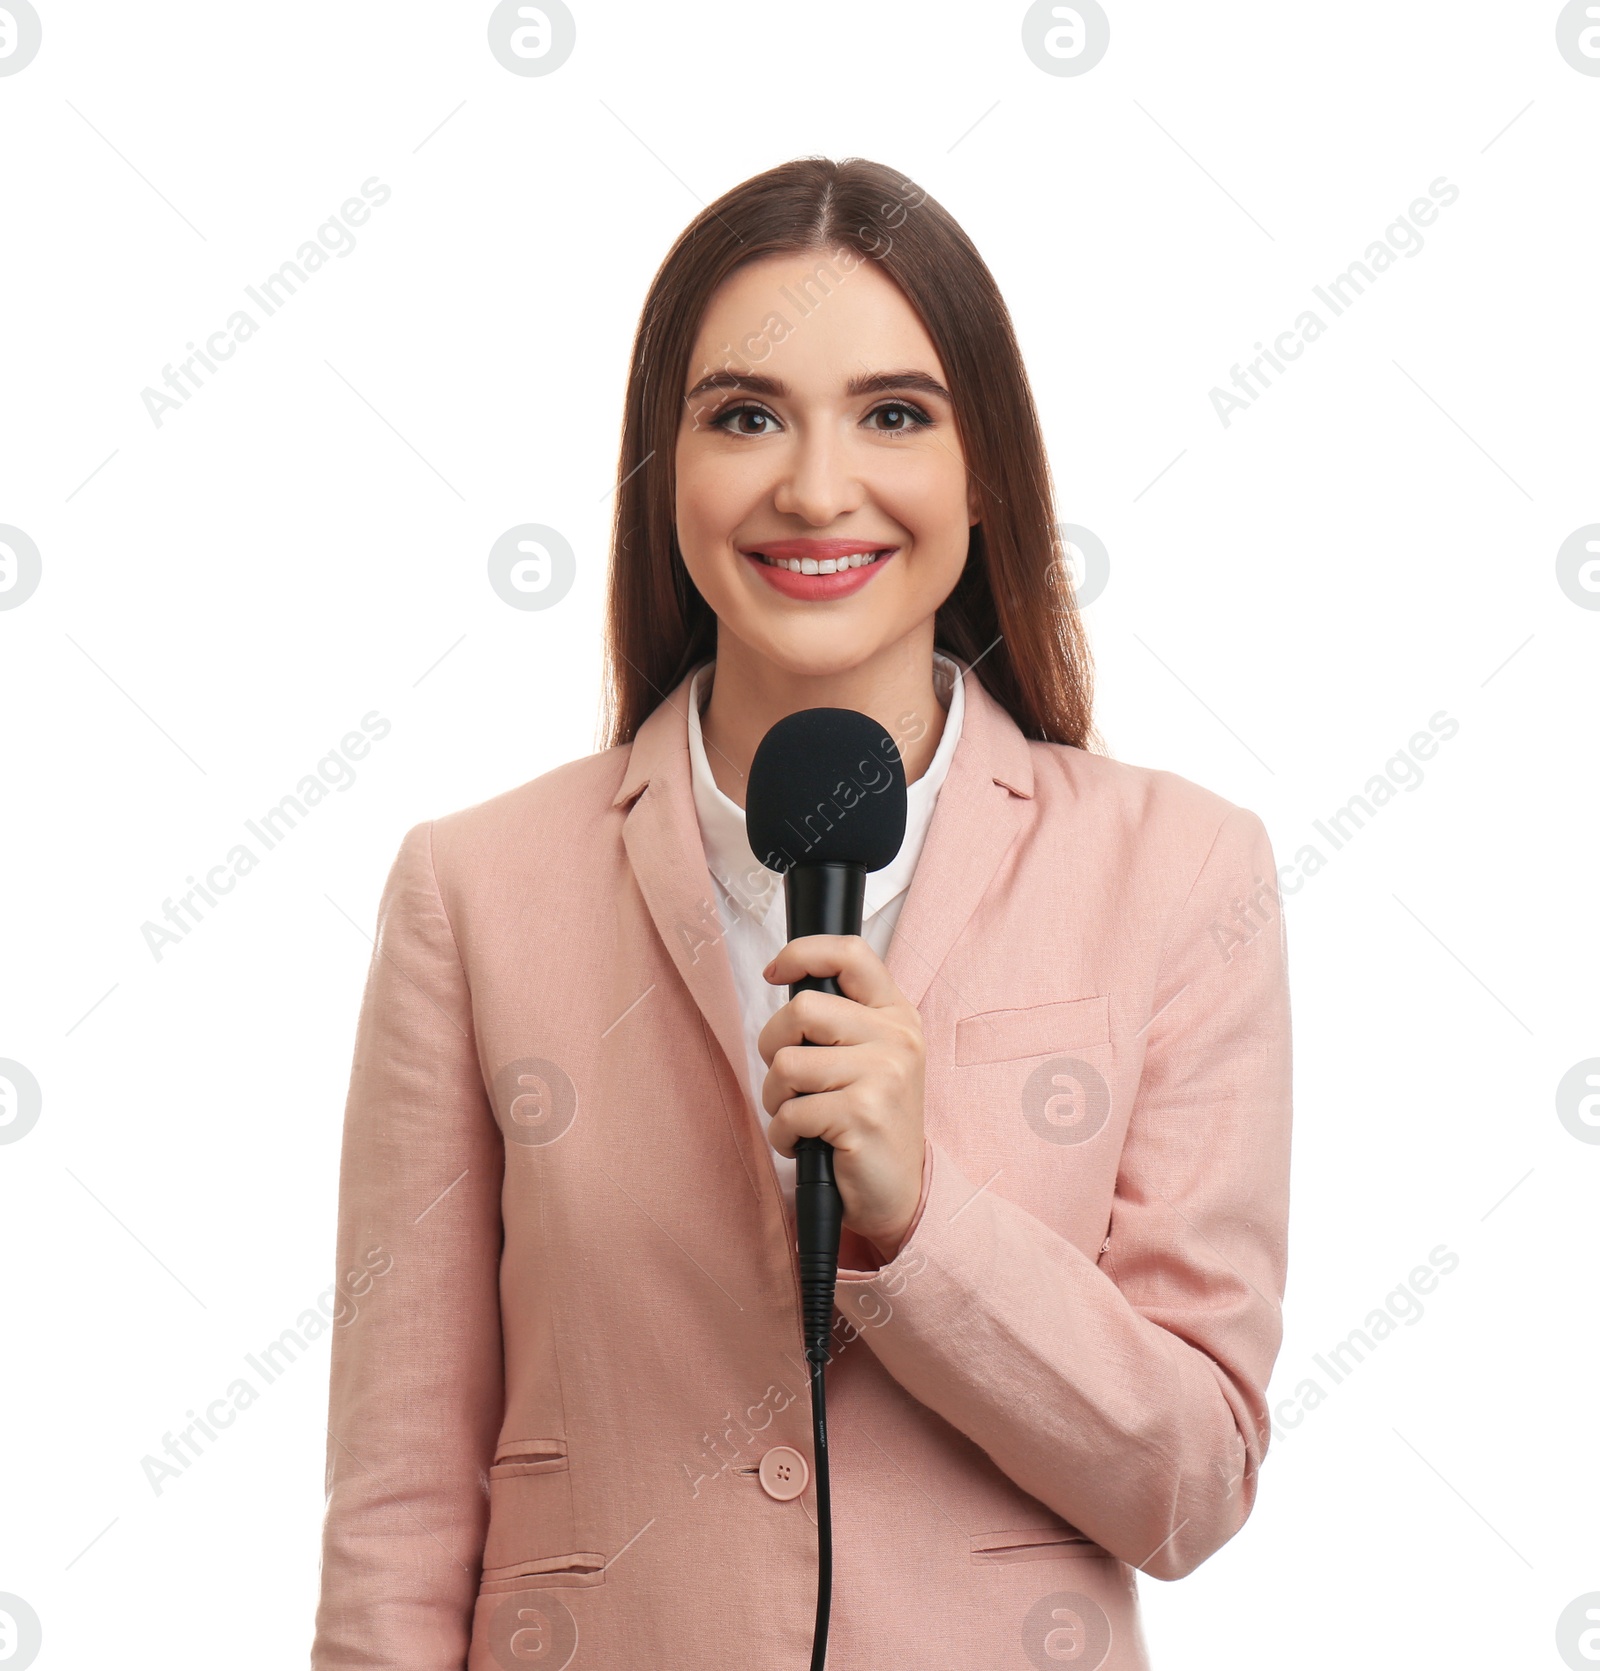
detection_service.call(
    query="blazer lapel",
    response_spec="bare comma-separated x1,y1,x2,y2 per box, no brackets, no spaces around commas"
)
611,661,1039,1081
883,667,1036,1015
612,670,753,1104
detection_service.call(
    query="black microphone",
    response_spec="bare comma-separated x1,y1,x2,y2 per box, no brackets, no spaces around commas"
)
746,706,907,1671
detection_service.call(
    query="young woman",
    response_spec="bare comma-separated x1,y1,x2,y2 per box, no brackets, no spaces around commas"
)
312,157,1293,1671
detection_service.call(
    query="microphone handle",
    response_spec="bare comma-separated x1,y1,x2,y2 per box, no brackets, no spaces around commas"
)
784,862,865,1365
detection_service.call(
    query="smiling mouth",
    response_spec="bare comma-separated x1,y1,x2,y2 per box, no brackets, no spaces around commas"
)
749,550,889,575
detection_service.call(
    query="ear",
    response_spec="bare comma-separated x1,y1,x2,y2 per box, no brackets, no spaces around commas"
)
967,475,981,527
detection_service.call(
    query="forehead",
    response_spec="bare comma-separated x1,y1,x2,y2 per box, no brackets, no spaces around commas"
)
685,250,946,388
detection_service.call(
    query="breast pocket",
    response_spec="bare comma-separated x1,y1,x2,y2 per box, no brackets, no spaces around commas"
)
954,995,1109,1065
951,997,1115,1151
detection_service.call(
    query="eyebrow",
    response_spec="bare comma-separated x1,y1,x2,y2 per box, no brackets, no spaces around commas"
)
683,368,953,403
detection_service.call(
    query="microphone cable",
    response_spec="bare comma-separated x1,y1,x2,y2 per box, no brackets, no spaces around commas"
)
794,1130,842,1671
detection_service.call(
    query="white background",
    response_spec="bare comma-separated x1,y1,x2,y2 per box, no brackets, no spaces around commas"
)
1,3,1596,1667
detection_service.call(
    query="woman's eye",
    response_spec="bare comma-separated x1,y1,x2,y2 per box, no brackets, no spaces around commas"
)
866,401,932,434
712,403,779,437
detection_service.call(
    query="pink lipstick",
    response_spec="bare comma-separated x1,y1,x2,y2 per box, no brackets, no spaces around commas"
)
740,538,897,602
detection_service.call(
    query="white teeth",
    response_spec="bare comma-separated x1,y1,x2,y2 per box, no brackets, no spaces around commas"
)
755,551,884,573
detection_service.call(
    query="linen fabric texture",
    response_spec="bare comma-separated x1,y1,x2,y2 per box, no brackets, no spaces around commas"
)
311,661,1293,1671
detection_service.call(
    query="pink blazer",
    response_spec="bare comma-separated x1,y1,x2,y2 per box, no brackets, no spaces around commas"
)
311,666,1293,1671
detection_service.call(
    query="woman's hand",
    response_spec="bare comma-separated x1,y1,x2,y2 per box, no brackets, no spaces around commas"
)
758,934,926,1262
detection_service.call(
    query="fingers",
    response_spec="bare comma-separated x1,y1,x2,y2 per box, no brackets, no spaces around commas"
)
756,986,885,1065
763,934,900,1010
763,1036,919,1138
757,934,925,1173
760,1039,864,1115
759,934,910,1064
763,1087,855,1158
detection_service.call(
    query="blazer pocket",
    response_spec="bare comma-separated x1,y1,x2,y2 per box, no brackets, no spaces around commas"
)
955,996,1110,1066
481,1438,579,1582
489,1438,569,1479
478,1552,606,1593
970,1525,1107,1565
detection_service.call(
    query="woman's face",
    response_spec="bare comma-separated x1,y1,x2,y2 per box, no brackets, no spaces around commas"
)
674,250,977,681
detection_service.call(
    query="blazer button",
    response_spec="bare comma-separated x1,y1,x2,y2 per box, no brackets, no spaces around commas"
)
757,1445,809,1501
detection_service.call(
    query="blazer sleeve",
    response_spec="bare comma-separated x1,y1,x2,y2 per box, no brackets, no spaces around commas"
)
833,804,1292,1580
311,821,506,1669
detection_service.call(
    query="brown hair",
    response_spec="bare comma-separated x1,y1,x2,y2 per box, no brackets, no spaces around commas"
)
600,155,1100,754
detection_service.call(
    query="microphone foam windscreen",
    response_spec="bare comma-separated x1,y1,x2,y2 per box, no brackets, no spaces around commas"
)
745,707,908,875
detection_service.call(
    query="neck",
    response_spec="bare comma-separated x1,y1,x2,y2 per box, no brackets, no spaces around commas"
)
700,625,949,811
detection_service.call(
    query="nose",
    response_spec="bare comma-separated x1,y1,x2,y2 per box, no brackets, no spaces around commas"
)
771,424,865,526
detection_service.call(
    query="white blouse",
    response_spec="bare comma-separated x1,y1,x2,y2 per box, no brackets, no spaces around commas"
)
685,651,966,1204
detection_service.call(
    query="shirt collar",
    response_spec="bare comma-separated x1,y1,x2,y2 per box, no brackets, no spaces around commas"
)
686,652,968,932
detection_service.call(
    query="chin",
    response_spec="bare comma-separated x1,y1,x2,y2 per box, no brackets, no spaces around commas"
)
732,619,890,680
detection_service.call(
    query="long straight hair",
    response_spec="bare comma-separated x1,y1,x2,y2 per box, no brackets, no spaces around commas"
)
600,156,1100,754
